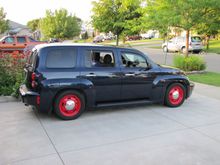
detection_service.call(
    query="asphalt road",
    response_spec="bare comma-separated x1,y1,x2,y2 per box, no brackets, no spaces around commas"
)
1,83,220,165
133,45,220,73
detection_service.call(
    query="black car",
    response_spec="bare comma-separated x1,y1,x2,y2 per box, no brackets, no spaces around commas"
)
19,43,194,120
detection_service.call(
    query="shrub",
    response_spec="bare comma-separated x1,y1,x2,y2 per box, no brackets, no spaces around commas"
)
0,52,26,97
173,55,206,71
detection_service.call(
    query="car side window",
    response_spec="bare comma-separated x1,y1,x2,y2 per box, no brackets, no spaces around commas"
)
17,37,26,43
84,50,115,68
46,48,77,68
4,37,15,43
121,52,148,68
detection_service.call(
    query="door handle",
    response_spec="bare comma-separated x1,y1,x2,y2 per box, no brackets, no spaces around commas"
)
85,73,96,77
125,73,135,76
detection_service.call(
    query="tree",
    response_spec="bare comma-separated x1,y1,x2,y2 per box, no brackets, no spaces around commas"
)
40,9,81,40
81,31,89,40
0,7,9,34
145,0,220,56
92,0,144,46
195,5,220,50
27,19,40,32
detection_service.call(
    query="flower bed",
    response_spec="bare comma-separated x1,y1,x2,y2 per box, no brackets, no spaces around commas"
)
0,51,27,97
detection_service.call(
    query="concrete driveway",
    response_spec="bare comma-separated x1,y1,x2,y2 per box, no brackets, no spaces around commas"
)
1,84,220,165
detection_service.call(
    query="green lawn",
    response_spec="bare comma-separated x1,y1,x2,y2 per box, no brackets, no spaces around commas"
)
206,40,220,54
188,72,220,87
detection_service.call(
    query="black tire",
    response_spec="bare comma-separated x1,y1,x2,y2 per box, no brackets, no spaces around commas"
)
181,47,186,54
54,90,85,120
164,83,186,107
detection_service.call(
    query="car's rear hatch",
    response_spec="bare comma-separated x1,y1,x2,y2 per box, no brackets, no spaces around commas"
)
191,36,202,49
24,50,39,90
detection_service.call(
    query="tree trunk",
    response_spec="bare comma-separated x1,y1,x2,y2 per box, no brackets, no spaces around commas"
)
185,30,190,57
116,34,119,46
206,35,210,50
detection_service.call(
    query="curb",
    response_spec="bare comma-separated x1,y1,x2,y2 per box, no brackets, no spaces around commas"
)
0,96,18,103
185,70,206,74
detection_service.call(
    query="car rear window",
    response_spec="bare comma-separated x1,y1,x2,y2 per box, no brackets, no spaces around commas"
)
191,36,202,42
46,48,77,68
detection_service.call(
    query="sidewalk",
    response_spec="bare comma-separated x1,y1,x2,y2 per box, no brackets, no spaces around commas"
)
0,96,17,103
193,83,220,100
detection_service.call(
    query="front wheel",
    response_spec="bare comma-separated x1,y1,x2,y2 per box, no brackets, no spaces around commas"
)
164,83,186,107
54,90,85,120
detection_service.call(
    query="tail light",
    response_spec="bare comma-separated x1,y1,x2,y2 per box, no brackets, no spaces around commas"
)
31,72,37,88
36,96,40,105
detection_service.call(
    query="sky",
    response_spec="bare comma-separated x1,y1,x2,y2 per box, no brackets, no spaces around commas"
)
0,0,95,25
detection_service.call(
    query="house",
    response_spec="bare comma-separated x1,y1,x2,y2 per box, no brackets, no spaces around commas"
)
0,20,32,38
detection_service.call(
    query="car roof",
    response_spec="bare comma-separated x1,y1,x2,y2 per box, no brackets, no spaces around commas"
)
33,43,137,52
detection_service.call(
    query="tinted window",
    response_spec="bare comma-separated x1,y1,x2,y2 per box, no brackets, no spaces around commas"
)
191,36,202,42
4,37,15,43
46,48,77,68
121,53,148,68
17,37,26,43
85,50,115,67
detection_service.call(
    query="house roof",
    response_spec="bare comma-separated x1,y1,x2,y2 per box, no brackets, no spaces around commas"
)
9,20,27,30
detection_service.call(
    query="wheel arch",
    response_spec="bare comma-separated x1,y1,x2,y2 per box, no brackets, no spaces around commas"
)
153,76,190,102
53,88,87,106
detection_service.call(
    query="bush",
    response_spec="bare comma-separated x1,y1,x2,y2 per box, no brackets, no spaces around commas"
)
0,52,26,97
173,55,206,71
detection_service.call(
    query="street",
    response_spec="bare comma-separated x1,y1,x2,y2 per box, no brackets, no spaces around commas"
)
133,45,220,73
1,83,220,165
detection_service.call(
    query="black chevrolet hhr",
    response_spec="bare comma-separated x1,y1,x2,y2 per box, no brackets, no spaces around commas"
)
19,43,194,120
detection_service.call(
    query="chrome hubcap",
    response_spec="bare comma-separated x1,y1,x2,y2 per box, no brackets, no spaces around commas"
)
172,91,179,99
65,100,75,111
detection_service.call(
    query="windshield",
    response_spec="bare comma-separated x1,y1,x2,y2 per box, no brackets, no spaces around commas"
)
0,36,6,42
191,36,202,42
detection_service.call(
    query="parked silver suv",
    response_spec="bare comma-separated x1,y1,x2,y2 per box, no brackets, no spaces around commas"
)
162,36,203,53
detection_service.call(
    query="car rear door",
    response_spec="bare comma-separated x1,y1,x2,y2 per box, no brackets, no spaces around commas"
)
80,47,121,102
120,50,156,100
16,36,28,50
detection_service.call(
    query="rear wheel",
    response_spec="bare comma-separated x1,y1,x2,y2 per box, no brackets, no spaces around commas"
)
165,83,186,107
54,90,85,120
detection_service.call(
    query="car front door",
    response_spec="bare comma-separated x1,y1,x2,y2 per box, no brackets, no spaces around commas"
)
1,36,16,51
80,48,121,102
167,37,178,51
120,51,156,100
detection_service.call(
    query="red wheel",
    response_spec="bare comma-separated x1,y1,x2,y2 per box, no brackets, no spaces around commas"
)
165,83,186,107
55,90,85,120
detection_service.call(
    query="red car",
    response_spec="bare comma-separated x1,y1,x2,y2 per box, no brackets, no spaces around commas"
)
0,35,45,53
126,35,142,41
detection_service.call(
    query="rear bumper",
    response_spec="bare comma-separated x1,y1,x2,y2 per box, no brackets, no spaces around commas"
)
19,84,40,106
